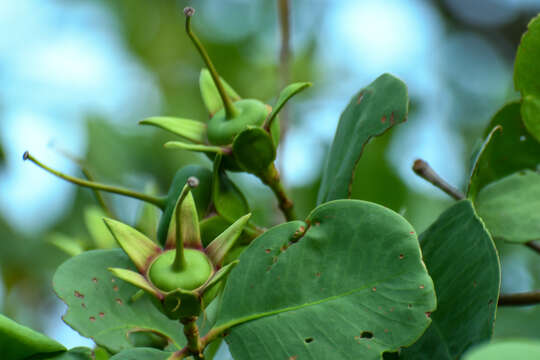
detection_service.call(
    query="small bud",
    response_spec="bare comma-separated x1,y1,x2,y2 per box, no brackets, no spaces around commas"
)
184,7,195,17
22,151,29,161
187,176,199,188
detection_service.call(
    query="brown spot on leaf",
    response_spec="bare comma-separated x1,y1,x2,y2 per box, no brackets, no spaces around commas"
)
315,272,321,277
111,278,115,283
408,304,412,308
381,115,387,124
473,281,477,287
115,298,123,305
89,316,96,322
92,277,98,283
372,287,376,292
419,284,425,289
384,329,389,333
113,285,119,292
81,303,86,308
289,356,298,360
399,254,404,259
99,312,105,318
74,291,84,299
426,312,431,318
409,231,415,235
265,249,271,254
390,112,395,124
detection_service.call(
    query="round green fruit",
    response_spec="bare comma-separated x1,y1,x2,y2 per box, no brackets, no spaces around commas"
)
207,99,268,145
148,249,213,292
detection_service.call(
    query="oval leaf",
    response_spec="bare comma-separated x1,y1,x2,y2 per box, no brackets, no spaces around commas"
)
514,14,540,97
400,200,500,359
476,170,540,243
53,249,186,353
214,200,435,360
472,101,540,192
317,74,409,204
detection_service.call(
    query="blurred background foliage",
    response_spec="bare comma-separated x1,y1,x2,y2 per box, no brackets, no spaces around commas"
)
1,0,540,349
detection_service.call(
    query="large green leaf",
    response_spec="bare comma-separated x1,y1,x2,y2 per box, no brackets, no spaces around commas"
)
514,14,540,98
400,200,500,359
0,313,65,360
471,102,540,192
214,200,435,360
53,249,186,353
476,170,540,242
317,74,408,204
463,340,540,360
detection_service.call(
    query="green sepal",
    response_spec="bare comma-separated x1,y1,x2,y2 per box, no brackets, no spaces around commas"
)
164,141,224,154
212,154,250,223
157,165,213,246
108,267,161,299
174,192,202,249
159,289,202,320
206,213,251,266
200,68,242,116
232,127,276,174
522,95,540,143
200,215,232,247
104,218,162,273
140,117,207,144
201,261,239,306
85,206,117,249
0,313,66,360
264,82,312,130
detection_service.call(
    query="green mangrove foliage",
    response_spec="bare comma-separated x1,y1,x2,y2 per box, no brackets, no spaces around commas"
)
6,8,540,360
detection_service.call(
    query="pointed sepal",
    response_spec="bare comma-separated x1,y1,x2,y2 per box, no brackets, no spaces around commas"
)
164,141,225,154
206,213,251,266
200,260,239,305
108,267,162,299
140,117,207,144
264,82,312,130
200,68,241,116
178,192,202,248
103,218,162,273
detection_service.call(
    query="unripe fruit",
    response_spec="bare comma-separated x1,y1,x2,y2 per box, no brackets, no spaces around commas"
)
207,99,268,145
148,249,213,292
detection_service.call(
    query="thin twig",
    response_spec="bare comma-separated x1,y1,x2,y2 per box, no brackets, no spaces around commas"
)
499,291,540,306
181,317,204,359
412,159,465,201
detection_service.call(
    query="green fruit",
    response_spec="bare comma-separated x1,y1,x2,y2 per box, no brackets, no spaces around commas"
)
207,99,268,145
148,249,213,292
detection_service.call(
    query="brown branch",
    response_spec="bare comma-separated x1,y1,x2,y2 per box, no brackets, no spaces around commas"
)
412,159,465,201
498,291,540,306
